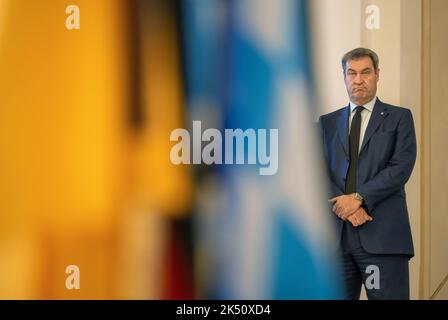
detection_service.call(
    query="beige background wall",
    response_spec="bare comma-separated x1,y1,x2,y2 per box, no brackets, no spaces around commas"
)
310,0,361,117
422,0,448,300
311,0,448,299
399,0,422,300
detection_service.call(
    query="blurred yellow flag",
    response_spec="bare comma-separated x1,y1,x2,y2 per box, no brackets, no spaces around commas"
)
0,0,191,299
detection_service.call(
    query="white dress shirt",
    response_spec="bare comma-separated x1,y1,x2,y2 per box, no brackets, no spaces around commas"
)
349,96,377,153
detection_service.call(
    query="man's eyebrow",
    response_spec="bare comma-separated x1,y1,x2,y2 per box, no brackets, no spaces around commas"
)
347,67,372,73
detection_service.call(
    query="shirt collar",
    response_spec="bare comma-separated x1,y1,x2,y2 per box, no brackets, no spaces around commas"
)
349,96,377,113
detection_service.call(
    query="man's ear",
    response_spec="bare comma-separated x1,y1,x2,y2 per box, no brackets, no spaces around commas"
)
376,68,380,81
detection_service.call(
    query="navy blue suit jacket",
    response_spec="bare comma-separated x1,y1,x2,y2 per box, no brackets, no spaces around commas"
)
319,98,416,256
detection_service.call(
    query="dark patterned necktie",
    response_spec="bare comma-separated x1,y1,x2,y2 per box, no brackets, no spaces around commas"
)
345,106,364,194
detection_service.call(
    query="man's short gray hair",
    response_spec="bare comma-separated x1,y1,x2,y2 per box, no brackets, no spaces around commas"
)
342,48,379,73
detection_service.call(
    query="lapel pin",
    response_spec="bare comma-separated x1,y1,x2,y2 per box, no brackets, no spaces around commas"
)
380,112,384,116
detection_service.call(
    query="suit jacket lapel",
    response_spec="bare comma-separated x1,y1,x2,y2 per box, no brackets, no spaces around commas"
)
360,98,389,153
337,105,350,157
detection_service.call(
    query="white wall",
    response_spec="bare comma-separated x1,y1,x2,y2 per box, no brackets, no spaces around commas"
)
309,0,361,117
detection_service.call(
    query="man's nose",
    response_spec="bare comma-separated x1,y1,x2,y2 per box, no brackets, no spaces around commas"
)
354,74,364,84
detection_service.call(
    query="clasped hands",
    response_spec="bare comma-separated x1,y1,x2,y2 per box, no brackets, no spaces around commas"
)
328,194,373,227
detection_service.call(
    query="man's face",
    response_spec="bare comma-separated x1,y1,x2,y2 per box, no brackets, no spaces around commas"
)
344,56,379,106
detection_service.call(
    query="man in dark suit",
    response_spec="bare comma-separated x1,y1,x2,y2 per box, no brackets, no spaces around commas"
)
319,48,416,299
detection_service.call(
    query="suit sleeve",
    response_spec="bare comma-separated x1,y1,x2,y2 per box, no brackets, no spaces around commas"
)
357,109,417,212
319,116,345,198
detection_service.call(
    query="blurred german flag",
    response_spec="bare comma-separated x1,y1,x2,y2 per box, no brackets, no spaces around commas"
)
0,0,193,299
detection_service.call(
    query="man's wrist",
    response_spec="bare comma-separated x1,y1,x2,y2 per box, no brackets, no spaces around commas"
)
354,192,364,205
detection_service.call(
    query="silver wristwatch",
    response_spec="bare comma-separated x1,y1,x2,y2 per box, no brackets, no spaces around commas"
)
354,192,364,203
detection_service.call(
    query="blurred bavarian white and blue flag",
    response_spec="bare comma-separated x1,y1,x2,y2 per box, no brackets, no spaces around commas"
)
182,0,343,299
